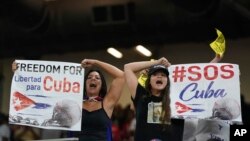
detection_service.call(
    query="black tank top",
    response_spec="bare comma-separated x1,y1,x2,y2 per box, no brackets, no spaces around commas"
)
76,102,112,141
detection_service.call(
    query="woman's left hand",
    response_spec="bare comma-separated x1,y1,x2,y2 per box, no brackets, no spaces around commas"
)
81,59,96,68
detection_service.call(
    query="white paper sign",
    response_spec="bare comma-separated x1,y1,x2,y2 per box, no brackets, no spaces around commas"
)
9,60,84,131
169,63,241,122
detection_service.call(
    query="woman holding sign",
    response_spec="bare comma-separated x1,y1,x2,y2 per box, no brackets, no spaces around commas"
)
12,59,125,141
76,59,125,141
124,54,223,141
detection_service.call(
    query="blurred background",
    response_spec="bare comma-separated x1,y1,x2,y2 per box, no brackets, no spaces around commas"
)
0,0,250,140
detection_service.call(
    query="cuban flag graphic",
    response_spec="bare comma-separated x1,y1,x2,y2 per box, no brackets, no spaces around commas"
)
175,101,204,114
12,91,51,111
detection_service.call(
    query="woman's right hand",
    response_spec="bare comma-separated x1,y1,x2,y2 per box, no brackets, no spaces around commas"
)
12,61,17,72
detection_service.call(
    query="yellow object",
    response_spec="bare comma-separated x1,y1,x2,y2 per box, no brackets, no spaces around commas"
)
138,73,148,87
138,59,155,87
209,28,226,57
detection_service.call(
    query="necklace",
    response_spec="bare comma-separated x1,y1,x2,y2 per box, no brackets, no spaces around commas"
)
83,96,103,102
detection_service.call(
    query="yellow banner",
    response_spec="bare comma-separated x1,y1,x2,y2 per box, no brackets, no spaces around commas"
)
210,28,226,56
138,59,155,87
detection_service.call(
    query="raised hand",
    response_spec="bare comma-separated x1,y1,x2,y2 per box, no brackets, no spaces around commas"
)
81,59,96,68
158,57,171,67
12,61,17,72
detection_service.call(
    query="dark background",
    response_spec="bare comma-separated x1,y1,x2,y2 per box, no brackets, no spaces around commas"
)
1,0,250,59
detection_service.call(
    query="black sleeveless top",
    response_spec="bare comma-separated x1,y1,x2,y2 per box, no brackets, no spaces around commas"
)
75,102,112,141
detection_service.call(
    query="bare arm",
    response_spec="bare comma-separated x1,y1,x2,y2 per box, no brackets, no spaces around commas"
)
210,54,223,63
124,57,170,99
81,59,124,114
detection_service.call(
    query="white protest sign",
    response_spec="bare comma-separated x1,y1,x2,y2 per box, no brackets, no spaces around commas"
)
9,60,84,131
169,63,241,122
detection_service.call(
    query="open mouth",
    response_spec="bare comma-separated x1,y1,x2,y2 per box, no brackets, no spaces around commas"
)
156,80,163,84
89,83,97,88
